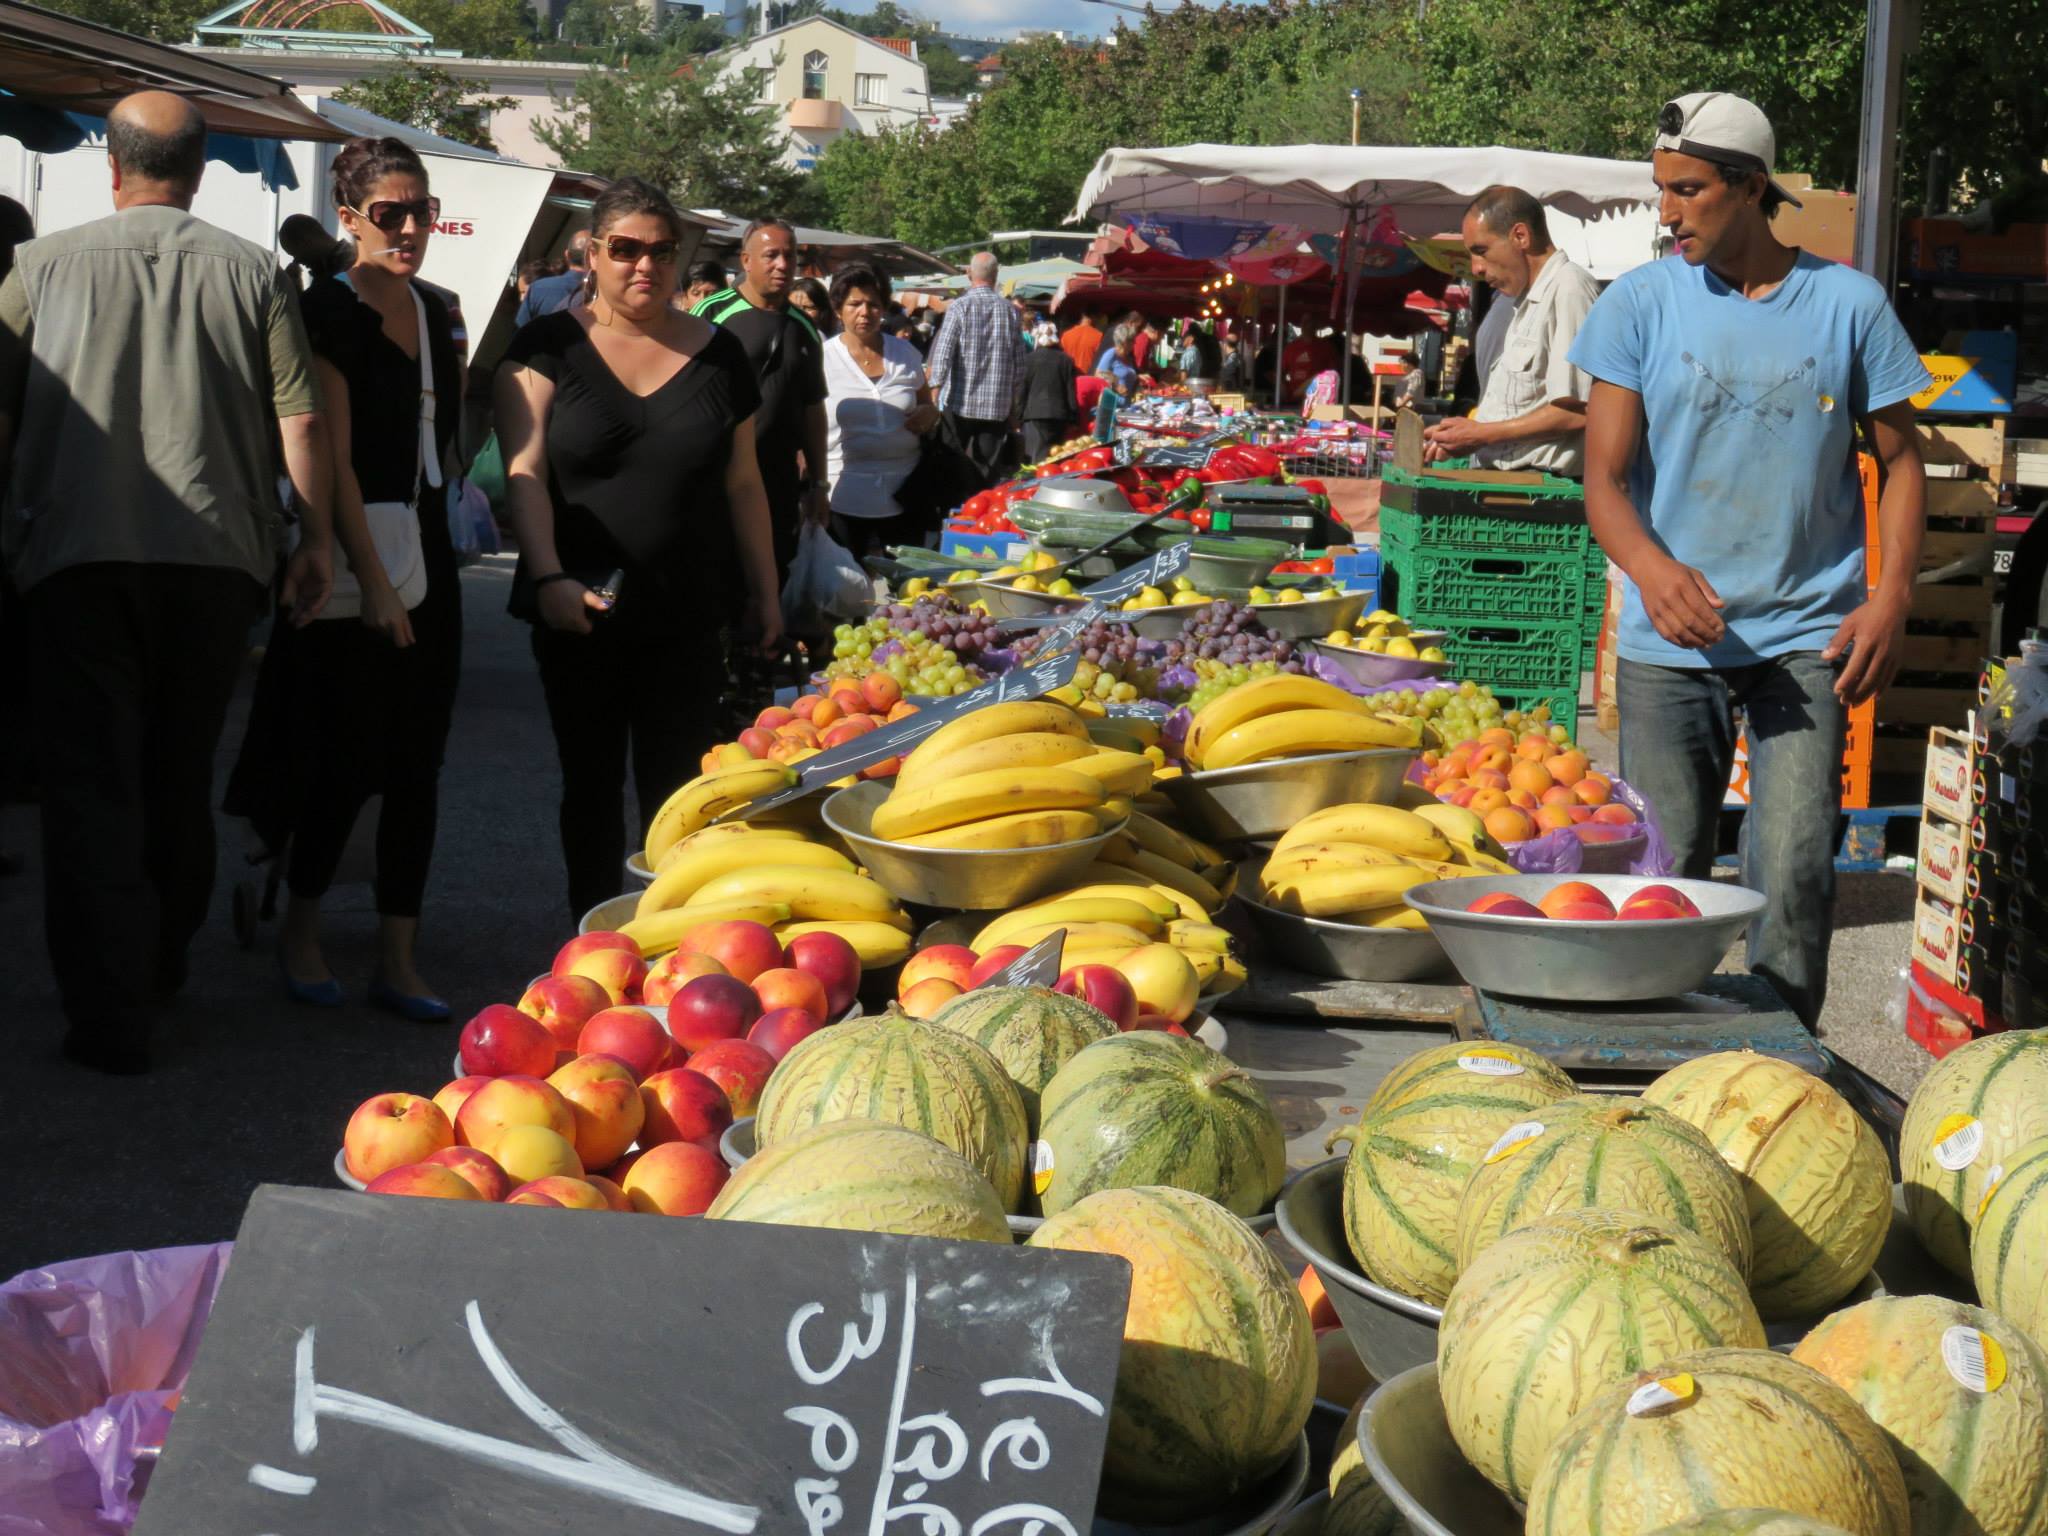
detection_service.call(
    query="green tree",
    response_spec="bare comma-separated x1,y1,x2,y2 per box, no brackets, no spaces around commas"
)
333,62,518,149
538,53,809,213
399,0,536,56
34,0,214,41
557,0,653,50
919,41,976,97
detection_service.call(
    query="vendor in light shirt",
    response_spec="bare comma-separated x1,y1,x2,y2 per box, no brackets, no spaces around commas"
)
1424,185,1601,475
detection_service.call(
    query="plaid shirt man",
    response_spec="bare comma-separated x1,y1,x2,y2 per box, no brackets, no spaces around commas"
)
927,281,1026,420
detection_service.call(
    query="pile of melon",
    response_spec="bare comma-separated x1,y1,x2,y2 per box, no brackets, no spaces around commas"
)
1318,1035,2048,1536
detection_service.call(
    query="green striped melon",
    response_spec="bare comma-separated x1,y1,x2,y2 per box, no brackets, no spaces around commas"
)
1526,1348,1911,1536
1325,1394,1402,1536
1643,1052,1890,1319
755,1007,1030,1210
1033,1032,1284,1218
1453,1095,1751,1277
1645,1515,1859,1535
926,986,1116,1132
1974,1136,2048,1350
1792,1294,2048,1536
1903,1033,2048,1279
1335,1042,1579,1305
1439,1209,1766,1501
1026,1186,1314,1517
706,1120,1009,1241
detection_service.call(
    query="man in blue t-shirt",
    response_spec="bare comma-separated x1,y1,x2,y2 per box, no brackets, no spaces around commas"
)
1569,92,1930,1027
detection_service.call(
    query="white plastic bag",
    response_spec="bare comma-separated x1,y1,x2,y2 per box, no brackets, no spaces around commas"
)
781,522,872,632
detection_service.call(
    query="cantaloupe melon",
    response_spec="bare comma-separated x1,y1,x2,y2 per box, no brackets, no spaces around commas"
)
1439,1208,1765,1501
1034,1032,1284,1217
1643,1052,1890,1319
1973,1135,2048,1350
1334,1042,1578,1304
1325,1392,1402,1536
1792,1294,2048,1536
1026,1186,1314,1517
1644,1515,1858,1535
705,1120,1009,1241
755,1007,1030,1209
1901,1033,2048,1278
926,985,1115,1132
1526,1348,1910,1536
1453,1095,1751,1277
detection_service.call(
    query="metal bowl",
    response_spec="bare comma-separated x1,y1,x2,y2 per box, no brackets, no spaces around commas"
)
1570,828,1650,875
1099,600,1226,640
1025,476,1135,515
1092,1431,1309,1536
1187,550,1281,589
1403,874,1763,1003
970,576,1088,619
719,1114,756,1170
1236,889,1453,983
578,892,641,936
1307,639,1450,689
1236,590,1369,640
624,851,657,886
333,1148,367,1192
822,781,1123,910
1359,1366,1521,1536
1272,1491,1326,1536
1276,1159,1442,1382
1162,749,1419,841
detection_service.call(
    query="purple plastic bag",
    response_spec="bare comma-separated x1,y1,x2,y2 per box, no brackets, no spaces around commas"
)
0,1244,232,1536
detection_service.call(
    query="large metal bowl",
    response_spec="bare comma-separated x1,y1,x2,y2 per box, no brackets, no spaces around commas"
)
578,892,641,935
1237,590,1369,640
970,576,1088,620
1186,549,1282,590
1271,1491,1326,1536
333,1149,367,1192
1162,749,1419,841
822,781,1122,910
1236,889,1453,983
1098,600,1229,640
624,851,657,886
1277,1159,1442,1382
1404,874,1763,1003
1359,1366,1521,1536
1093,1431,1309,1536
1024,476,1135,516
1307,639,1450,689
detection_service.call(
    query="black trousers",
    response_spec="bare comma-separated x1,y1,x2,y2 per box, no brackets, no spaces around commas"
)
1021,419,1072,466
26,562,263,1039
940,411,1015,491
531,620,725,921
830,508,928,561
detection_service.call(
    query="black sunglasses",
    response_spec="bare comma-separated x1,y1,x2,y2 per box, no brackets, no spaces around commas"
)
602,235,681,265
352,197,440,233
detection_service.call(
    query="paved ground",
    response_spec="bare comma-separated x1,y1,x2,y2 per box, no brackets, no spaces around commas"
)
0,555,1925,1280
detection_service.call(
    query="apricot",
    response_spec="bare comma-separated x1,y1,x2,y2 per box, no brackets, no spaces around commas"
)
1471,768,1511,791
886,700,919,722
1475,747,1513,774
735,727,775,758
1468,788,1510,816
1572,773,1613,806
1547,749,1590,786
1508,760,1555,797
809,698,842,729
1539,881,1615,919
1535,805,1576,831
1507,790,1541,812
1515,735,1554,761
789,694,823,721
1540,784,1577,807
862,673,904,711
1592,803,1638,825
1483,807,1536,844
1477,727,1516,749
754,705,795,731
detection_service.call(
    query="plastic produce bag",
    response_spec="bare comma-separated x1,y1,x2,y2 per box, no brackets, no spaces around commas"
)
445,477,489,565
781,522,872,633
0,1244,232,1536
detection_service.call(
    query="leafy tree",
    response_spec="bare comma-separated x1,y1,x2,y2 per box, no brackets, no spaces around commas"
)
35,0,223,41
657,10,733,53
333,62,518,149
919,41,977,97
399,0,536,57
557,0,653,51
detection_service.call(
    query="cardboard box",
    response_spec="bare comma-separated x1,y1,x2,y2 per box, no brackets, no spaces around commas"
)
1902,218,2048,282
1911,332,2019,415
1912,891,1962,985
1924,727,1973,825
1905,957,2005,1059
1772,174,1858,265
1918,815,1970,903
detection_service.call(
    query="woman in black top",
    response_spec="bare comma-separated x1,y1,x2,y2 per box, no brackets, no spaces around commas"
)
497,178,782,920
1020,321,1079,464
229,136,462,1018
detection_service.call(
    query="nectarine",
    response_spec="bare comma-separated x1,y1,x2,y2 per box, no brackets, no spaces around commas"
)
344,1092,455,1184
1466,892,1547,918
576,1006,674,1081
518,974,612,1055
620,1141,728,1216
668,973,761,1054
967,945,1028,987
455,1075,575,1152
365,1163,479,1201
547,1053,647,1167
508,1175,609,1211
899,944,977,997
681,920,784,984
563,946,647,1006
641,949,728,1009
432,1075,493,1130
752,966,828,1021
425,1144,511,1201
459,1004,556,1079
686,1039,776,1116
489,1123,584,1184
898,976,964,1019
1055,965,1137,1029
1539,881,1615,919
748,1005,825,1061
638,1066,733,1147
782,930,861,1017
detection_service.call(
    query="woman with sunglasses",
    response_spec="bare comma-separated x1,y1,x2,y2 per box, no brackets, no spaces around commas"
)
497,177,782,920
228,136,462,1018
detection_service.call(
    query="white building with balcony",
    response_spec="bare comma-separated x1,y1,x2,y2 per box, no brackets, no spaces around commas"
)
713,16,931,172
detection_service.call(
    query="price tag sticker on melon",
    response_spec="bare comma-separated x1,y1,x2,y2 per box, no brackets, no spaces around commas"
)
1030,1140,1056,1197
1457,1048,1526,1078
1941,1326,2007,1393
1484,1121,1546,1164
1977,1166,2006,1221
1626,1373,1697,1417
1931,1113,1985,1172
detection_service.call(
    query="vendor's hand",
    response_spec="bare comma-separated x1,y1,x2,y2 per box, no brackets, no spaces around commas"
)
905,402,940,435
1421,416,1492,456
281,541,333,627
743,589,784,656
538,577,605,635
362,578,416,648
802,485,832,529
1635,552,1726,651
1823,588,1910,704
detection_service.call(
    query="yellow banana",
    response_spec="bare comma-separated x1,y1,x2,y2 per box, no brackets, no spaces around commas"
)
1450,840,1518,874
774,919,912,968
1260,843,1413,893
976,898,1165,951
899,808,1103,851
1179,827,1231,872
895,700,1086,784
1354,905,1431,931
1180,948,1225,984
643,760,799,866
870,766,1104,842
1166,919,1235,955
1200,708,1422,772
1125,810,1205,872
1410,801,1487,847
1063,749,1154,798
892,729,1094,792
1135,791,1176,815
1088,714,1159,749
1392,781,1442,812
686,864,905,925
1264,864,1433,919
1203,952,1248,995
618,901,794,957
1094,798,1135,827
639,837,853,918
1027,883,1181,923
1100,844,1224,914
662,821,809,869
1276,804,1454,862
1077,863,1212,922
1404,858,1485,881
1184,675,1372,768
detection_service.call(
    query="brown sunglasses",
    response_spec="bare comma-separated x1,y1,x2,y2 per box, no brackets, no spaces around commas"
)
601,235,681,264
352,197,440,233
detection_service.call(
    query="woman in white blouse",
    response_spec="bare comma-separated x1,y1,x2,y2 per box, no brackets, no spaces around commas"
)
821,264,940,558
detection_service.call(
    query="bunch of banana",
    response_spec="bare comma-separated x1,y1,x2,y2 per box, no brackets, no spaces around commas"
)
1098,808,1234,912
968,883,1247,996
642,760,800,868
1257,802,1508,929
1182,675,1423,772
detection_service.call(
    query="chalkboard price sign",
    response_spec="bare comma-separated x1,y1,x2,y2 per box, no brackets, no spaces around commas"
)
134,1187,1131,1536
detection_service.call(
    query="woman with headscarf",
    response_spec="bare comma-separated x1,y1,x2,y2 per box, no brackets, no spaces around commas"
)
1019,320,1079,464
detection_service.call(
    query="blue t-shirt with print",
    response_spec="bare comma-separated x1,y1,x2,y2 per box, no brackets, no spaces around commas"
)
1567,252,1928,668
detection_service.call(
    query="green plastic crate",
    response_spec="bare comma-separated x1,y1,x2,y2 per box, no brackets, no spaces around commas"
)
1379,544,1591,623
1489,677,1582,725
1437,616,1583,680
1379,466,1590,556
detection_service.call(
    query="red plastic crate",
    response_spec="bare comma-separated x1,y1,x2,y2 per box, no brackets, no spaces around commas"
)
1904,958,2006,1059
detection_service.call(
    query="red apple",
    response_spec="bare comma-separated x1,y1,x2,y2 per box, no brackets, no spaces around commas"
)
685,1039,776,1117
431,1075,493,1130
576,1006,675,1081
564,947,648,1006
547,1053,647,1168
782,930,861,1016
425,1144,511,1201
1466,892,1547,918
1626,883,1702,918
365,1163,480,1200
900,944,977,998
752,966,827,1021
552,930,640,977
668,973,761,1054
1055,965,1138,1029
343,1093,454,1184
620,1141,729,1216
454,1075,576,1152
680,920,783,984
642,950,728,1009
459,1004,556,1079
748,1006,825,1061
638,1067,734,1148
517,974,612,1056
966,945,1029,988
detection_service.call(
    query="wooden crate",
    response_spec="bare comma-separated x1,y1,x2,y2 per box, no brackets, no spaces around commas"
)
1917,420,2010,475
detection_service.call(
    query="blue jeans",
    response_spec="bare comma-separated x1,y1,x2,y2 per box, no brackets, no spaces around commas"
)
1617,652,1843,1027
